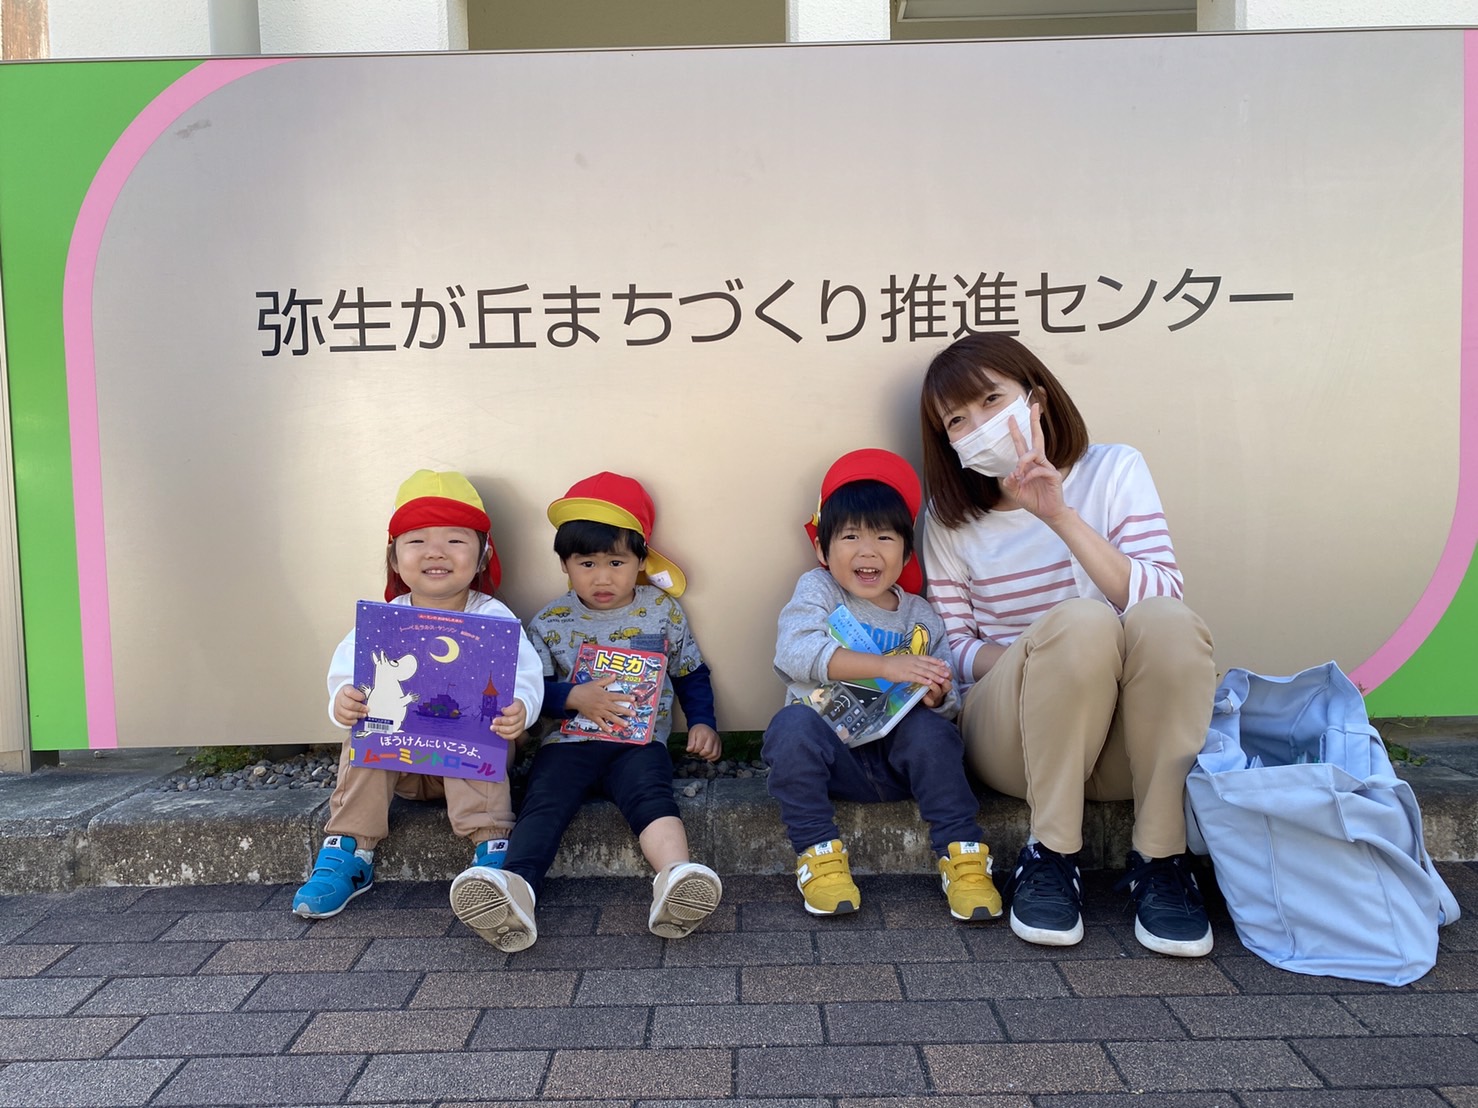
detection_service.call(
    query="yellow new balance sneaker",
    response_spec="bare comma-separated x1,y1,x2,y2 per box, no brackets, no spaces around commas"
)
796,839,860,916
938,841,1004,921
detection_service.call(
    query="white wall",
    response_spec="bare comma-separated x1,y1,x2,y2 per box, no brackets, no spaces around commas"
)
1199,0,1474,30
47,1,208,58
260,0,467,54
787,0,888,42
45,0,468,58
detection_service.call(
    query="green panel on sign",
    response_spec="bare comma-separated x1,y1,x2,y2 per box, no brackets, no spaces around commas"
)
0,58,197,749
1363,544,1478,718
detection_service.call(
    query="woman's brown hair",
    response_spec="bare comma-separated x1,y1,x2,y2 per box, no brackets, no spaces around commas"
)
919,334,1091,528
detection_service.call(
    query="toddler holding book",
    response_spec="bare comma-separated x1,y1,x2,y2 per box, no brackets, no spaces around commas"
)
763,449,1002,922
292,470,543,920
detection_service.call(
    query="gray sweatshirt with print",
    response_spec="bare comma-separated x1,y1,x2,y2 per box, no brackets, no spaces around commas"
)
772,568,959,718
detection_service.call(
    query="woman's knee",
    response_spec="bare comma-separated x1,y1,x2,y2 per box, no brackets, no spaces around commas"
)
1123,597,1214,673
1023,597,1124,670
1036,597,1121,638
1124,595,1208,638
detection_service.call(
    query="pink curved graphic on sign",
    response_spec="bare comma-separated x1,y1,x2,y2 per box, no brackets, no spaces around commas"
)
1349,29,1478,695
63,58,289,748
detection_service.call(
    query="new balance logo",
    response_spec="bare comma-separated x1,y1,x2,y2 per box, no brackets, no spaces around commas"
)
797,864,812,884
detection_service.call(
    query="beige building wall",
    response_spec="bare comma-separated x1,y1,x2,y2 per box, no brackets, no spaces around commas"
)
67,34,1461,746
3,1,1474,762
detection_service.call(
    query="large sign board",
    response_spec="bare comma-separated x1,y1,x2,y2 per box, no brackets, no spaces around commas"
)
0,29,1473,748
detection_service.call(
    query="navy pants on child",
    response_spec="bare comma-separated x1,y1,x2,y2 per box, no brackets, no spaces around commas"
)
762,703,984,856
504,739,679,898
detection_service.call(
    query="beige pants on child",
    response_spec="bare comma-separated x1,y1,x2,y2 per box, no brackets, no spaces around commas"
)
323,740,515,850
960,596,1215,860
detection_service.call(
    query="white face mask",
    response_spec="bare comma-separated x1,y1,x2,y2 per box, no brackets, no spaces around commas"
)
951,394,1033,478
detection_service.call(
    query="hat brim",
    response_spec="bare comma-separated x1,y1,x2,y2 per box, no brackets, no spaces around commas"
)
641,549,687,598
549,493,685,597
548,496,642,534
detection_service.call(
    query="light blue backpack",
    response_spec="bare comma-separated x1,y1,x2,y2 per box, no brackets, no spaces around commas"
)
1185,662,1459,985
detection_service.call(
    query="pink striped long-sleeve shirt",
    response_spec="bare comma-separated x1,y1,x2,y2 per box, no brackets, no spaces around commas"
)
921,443,1183,690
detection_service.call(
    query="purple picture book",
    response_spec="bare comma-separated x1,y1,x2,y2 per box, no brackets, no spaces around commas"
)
348,600,521,782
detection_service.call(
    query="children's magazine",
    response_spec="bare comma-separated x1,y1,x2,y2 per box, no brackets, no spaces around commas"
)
349,600,521,781
786,604,930,748
560,643,668,744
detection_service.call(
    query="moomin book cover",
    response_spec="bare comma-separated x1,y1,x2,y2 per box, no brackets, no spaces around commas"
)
348,600,522,781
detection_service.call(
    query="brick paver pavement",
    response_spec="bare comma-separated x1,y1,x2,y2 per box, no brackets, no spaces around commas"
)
0,864,1472,1107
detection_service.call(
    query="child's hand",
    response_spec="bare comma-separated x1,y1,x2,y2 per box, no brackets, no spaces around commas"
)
490,699,527,740
686,723,722,763
565,674,635,734
334,685,368,727
921,675,952,709
877,653,951,690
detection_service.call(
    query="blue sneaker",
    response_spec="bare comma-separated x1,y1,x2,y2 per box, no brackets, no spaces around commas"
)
474,838,509,869
292,835,373,919
1116,850,1214,958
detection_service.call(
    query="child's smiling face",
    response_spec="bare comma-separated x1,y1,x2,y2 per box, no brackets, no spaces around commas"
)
390,525,482,610
562,543,642,611
817,523,904,611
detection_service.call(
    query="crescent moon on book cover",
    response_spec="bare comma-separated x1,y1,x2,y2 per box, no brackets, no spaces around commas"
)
429,636,460,663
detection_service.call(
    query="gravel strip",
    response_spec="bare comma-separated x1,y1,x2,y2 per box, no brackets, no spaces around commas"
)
146,752,341,793
149,748,769,793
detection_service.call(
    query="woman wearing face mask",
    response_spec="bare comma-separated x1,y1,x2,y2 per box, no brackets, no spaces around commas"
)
918,333,1216,958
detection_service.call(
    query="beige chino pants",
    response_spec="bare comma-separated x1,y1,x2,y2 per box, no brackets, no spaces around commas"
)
323,739,515,850
960,596,1214,860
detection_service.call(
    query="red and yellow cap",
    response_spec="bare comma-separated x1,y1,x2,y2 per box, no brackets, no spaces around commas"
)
385,469,501,600
805,448,924,595
547,471,687,597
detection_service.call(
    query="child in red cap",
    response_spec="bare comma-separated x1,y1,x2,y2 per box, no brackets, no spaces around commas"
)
764,449,1003,922
292,471,545,921
447,472,723,952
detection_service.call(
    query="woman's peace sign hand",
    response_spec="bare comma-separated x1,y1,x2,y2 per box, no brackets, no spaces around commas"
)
1001,401,1067,522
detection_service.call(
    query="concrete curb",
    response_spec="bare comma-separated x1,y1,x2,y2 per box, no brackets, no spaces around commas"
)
0,738,1474,892
0,752,193,892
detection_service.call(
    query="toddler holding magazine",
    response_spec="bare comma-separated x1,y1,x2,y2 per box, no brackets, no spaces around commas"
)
446,472,724,951
762,449,1002,922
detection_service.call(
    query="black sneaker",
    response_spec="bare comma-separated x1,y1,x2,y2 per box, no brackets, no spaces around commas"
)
1116,851,1214,958
1003,841,1083,946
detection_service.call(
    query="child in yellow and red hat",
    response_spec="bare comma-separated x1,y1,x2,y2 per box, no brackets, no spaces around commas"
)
447,472,723,952
292,470,545,920
764,449,1003,922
